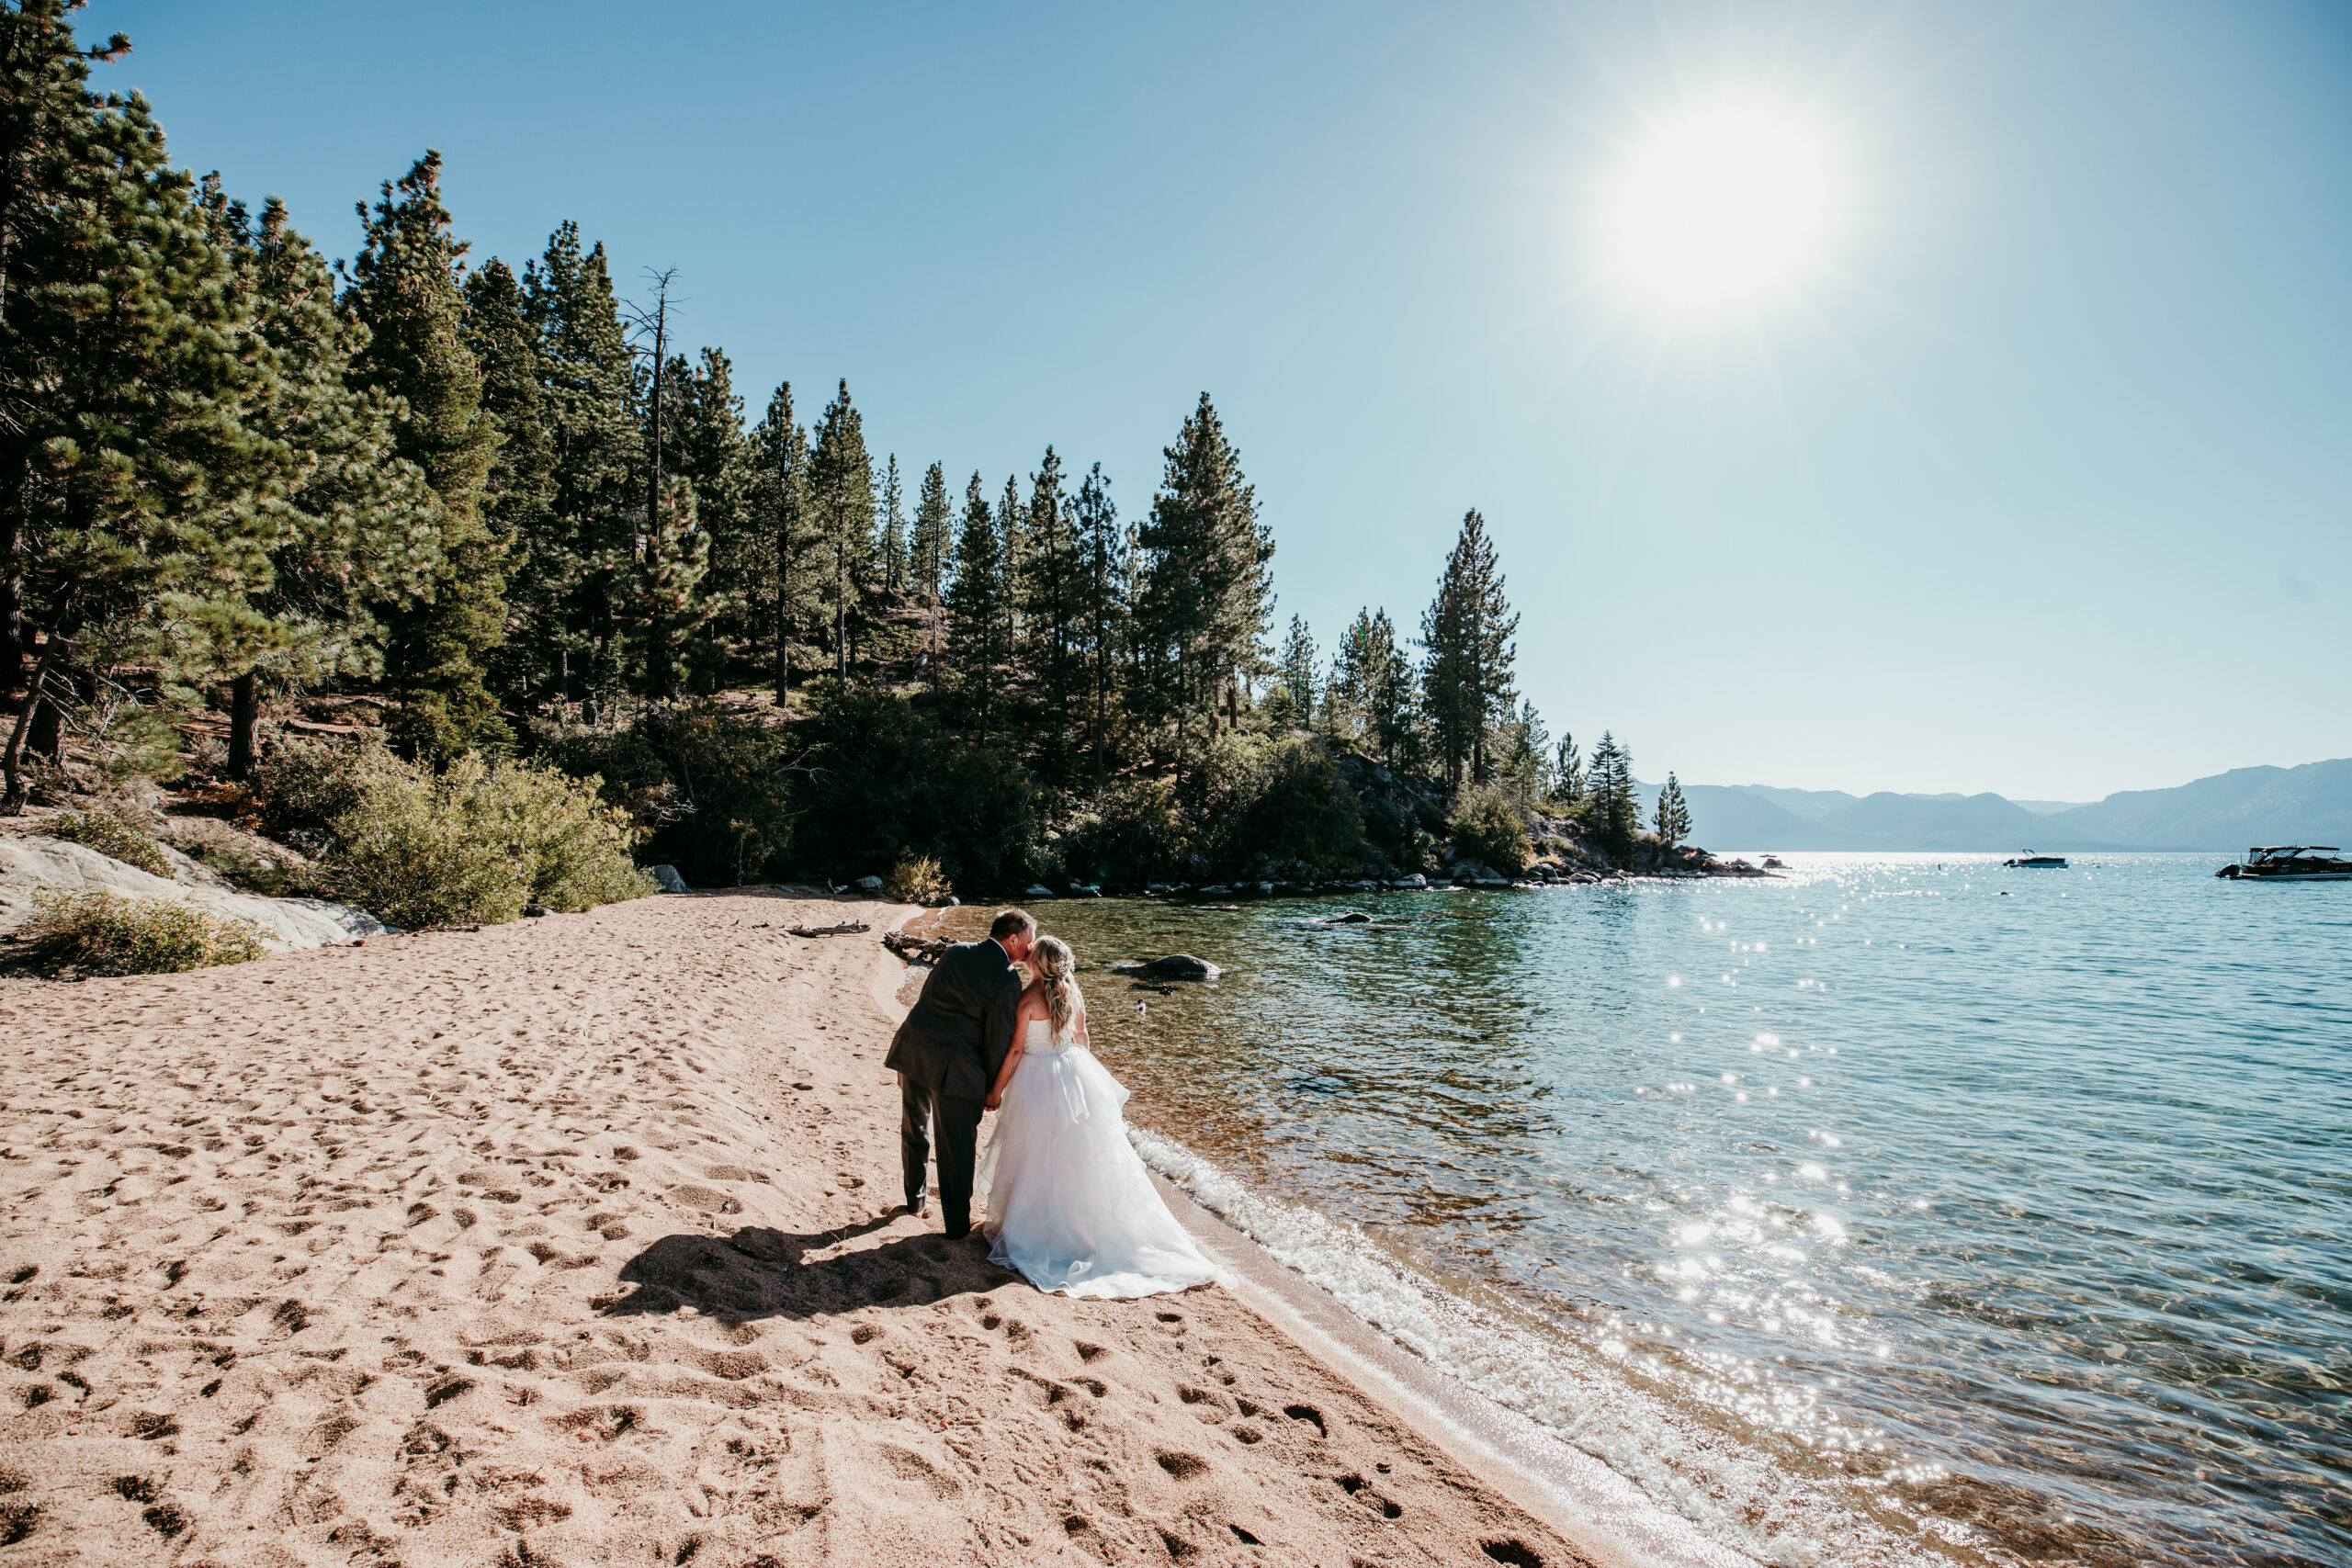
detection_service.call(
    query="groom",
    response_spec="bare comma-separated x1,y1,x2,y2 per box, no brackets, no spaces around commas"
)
886,907,1034,1239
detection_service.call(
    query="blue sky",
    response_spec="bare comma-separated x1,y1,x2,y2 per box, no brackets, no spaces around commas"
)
86,1,2352,800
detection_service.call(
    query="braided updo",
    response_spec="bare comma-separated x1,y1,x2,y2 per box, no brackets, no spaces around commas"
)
1032,934,1080,1040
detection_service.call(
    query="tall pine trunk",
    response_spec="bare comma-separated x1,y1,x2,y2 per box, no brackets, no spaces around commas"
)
775,533,793,708
1,633,62,814
228,671,259,781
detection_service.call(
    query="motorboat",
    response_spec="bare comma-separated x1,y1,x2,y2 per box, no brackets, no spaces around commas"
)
2215,846,2352,881
2004,852,2067,868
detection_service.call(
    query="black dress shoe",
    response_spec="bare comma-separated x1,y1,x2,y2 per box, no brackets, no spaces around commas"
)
903,1196,928,1218
942,1224,970,1241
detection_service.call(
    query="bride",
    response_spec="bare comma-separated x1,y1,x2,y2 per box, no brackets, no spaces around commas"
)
975,935,1219,1298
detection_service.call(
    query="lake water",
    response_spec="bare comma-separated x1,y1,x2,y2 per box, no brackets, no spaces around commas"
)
933,853,2350,1567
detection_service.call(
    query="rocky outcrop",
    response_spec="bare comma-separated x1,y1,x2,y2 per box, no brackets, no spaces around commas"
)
1111,953,1222,981
0,833,382,949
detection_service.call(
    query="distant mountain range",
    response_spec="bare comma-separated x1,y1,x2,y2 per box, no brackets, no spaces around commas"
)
1640,757,2352,852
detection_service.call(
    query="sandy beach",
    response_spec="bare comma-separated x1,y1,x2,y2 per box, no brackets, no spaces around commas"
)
0,889,1600,1566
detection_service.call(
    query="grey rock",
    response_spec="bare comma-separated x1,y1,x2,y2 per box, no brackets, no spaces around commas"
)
852,874,884,895
1022,885,1057,899
1197,885,1232,897
1134,953,1222,981
649,863,690,894
522,903,550,918
1254,882,1275,897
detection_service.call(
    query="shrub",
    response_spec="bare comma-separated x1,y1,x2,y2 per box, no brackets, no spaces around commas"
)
331,752,652,930
1448,783,1532,875
1057,779,1190,888
883,852,952,905
251,734,396,847
1239,739,1364,873
542,704,798,887
37,810,173,878
19,889,266,976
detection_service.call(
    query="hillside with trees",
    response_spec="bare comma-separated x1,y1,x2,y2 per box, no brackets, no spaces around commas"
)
1,0,1720,916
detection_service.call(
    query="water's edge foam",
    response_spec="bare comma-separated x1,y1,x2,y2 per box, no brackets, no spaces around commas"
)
1127,1122,1988,1568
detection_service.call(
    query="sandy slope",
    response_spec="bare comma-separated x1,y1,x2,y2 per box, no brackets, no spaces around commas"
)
0,890,1590,1567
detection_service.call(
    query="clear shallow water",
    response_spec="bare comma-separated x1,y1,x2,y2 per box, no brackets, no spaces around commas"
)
938,854,2352,1566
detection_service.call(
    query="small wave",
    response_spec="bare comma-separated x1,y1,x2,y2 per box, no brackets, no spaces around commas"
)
1129,1122,1975,1568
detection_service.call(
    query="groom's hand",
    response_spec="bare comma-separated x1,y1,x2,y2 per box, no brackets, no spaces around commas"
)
985,1089,1002,1111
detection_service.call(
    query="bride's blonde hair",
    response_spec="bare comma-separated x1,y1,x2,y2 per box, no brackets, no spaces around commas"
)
1033,934,1080,1039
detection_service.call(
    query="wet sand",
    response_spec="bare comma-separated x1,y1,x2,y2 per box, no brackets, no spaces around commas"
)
0,889,1607,1566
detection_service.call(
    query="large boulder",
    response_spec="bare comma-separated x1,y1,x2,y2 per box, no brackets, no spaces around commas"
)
648,863,690,894
1022,884,1058,900
851,874,884,895
0,833,381,948
1122,953,1222,981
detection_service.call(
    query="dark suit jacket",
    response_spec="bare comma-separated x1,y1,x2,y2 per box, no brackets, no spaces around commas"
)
884,938,1021,1102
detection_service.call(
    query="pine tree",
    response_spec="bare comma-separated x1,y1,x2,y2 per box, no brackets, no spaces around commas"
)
1277,615,1317,727
908,459,953,686
1133,393,1272,773
998,471,1026,689
522,221,634,716
198,196,441,778
945,472,1008,739
670,346,751,682
1070,461,1125,782
1497,697,1552,805
1655,771,1691,852
806,379,872,680
1554,732,1584,807
1419,509,1518,790
1022,446,1085,769
747,381,817,705
1587,730,1638,863
876,455,906,597
463,256,556,709
344,150,505,759
0,19,281,807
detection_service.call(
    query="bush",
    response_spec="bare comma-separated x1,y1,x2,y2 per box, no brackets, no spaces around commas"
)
19,889,266,975
1239,739,1364,873
1448,783,1532,875
331,752,653,930
37,811,172,878
884,852,952,905
541,704,798,887
252,734,395,848
1057,779,1190,888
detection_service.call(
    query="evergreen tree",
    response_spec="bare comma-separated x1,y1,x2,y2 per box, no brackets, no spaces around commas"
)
1070,461,1125,782
1276,615,1317,726
1587,730,1638,863
806,378,872,679
876,454,906,596
0,19,280,807
1133,393,1272,773
1655,771,1691,852
462,256,556,708
998,471,1026,682
522,221,635,716
198,196,441,778
746,381,817,705
671,346,752,680
1555,732,1584,807
344,150,505,758
1021,446,1084,766
945,472,1008,740
1496,697,1552,805
1419,508,1518,790
1359,608,1418,771
908,459,952,686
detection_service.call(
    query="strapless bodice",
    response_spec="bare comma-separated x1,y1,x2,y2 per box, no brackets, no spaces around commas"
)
1021,1019,1078,1055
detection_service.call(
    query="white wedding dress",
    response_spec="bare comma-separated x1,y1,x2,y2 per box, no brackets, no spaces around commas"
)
976,1015,1219,1298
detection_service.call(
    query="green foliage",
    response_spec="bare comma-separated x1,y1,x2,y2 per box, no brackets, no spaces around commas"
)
39,810,171,877
1449,783,1532,876
1236,739,1363,872
1586,731,1640,863
543,703,799,887
1654,772,1692,851
884,852,952,906
252,734,397,846
1057,779,1190,887
790,685,1032,890
19,889,266,976
1421,509,1519,788
329,751,650,929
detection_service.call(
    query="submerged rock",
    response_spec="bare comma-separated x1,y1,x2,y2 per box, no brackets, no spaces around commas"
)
1128,953,1221,981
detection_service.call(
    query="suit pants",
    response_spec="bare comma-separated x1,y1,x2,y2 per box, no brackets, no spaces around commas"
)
899,1074,985,1238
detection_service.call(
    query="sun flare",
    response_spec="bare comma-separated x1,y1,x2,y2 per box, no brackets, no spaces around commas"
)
1617,110,1829,303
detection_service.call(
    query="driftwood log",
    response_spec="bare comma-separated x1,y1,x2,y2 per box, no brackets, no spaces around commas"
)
787,921,871,939
882,931,952,964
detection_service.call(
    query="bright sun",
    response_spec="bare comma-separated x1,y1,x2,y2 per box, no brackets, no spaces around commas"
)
1617,110,1829,304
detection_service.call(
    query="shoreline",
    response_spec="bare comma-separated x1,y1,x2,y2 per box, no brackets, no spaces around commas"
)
0,889,1633,1565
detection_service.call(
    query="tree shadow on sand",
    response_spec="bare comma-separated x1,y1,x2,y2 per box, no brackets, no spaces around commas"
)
594,1218,1022,1321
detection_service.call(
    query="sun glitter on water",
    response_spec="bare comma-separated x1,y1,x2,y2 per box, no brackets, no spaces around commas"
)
1616,108,1829,303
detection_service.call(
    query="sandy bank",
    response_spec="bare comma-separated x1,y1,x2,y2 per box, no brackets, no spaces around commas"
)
0,890,1640,1566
